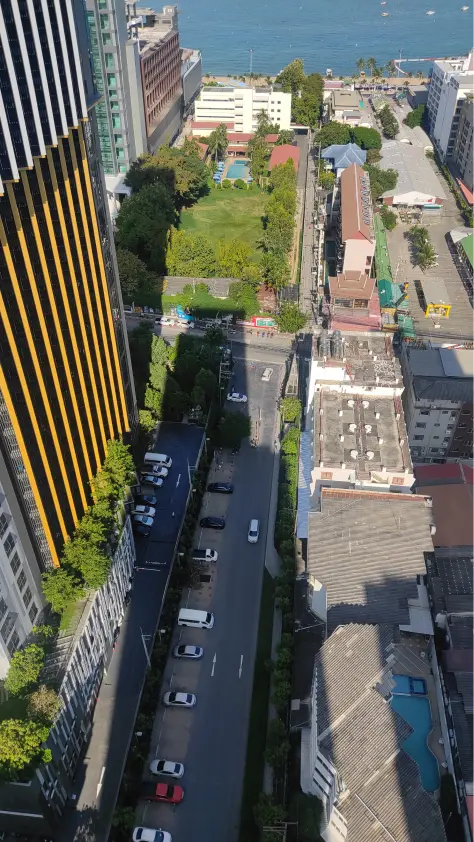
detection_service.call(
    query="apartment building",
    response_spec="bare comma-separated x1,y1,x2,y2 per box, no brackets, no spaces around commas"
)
193,85,292,134
401,346,473,464
0,0,136,833
327,89,364,126
127,4,183,151
181,48,203,116
452,95,474,193
426,51,474,160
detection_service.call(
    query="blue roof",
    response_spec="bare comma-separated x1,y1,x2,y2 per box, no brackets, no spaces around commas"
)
321,142,367,170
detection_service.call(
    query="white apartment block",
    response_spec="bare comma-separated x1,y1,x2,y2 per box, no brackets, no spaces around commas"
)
193,85,292,134
427,51,474,160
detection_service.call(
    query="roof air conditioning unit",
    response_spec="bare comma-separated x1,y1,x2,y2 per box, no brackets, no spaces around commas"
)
338,409,343,417
378,437,384,444
366,451,374,460
349,423,357,432
365,424,372,432
375,411,380,419
362,400,370,408
348,399,355,407
350,450,358,459
340,434,345,442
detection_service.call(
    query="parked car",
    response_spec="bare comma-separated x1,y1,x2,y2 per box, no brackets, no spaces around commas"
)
248,519,260,544
134,494,157,507
159,317,175,326
133,523,150,538
261,367,273,382
192,548,218,563
163,691,196,707
140,474,164,487
227,392,247,403
199,516,225,530
132,514,154,527
152,466,168,478
132,829,171,842
132,505,156,517
207,482,233,494
149,759,184,778
173,644,203,659
141,782,184,804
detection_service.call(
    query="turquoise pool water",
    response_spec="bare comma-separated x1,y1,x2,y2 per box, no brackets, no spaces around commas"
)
391,693,440,792
227,159,249,179
392,674,427,695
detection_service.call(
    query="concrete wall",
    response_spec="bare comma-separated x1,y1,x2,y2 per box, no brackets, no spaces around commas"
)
126,39,147,158
343,239,375,276
147,94,183,152
182,52,202,111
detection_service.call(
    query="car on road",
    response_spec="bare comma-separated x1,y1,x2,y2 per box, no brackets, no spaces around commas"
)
151,465,169,478
200,516,225,530
178,320,194,329
207,482,234,494
192,548,218,563
134,494,157,507
149,759,184,778
158,317,175,326
133,523,151,538
261,367,273,382
132,514,154,527
163,691,196,707
140,473,164,487
141,782,184,804
248,519,260,544
173,644,204,659
227,391,247,403
132,829,171,842
132,505,156,517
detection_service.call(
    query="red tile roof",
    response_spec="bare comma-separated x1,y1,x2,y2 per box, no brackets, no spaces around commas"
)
329,272,376,300
340,163,374,243
268,144,300,171
414,462,473,485
414,462,473,547
457,177,474,206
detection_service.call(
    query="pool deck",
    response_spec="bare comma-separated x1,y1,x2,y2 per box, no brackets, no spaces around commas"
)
392,633,446,783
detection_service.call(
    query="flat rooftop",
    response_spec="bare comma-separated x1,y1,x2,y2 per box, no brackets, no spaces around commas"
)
406,347,474,379
313,392,412,473
312,332,403,387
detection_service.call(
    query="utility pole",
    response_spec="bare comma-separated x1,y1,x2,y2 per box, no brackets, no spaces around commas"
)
139,627,151,669
249,48,254,77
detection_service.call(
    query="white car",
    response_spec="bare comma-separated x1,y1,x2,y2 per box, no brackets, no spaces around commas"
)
132,829,171,842
178,320,195,329
261,368,273,382
163,691,196,707
132,514,154,527
227,392,247,403
140,474,164,487
152,465,169,478
248,519,260,544
173,645,203,660
159,317,175,326
149,759,184,778
132,505,156,517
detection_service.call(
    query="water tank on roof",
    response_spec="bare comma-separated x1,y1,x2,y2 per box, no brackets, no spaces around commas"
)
350,450,359,459
366,451,375,460
365,424,372,433
347,399,355,408
362,400,370,408
349,423,357,432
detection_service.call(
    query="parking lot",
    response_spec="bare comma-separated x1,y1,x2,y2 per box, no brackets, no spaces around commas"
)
135,358,283,842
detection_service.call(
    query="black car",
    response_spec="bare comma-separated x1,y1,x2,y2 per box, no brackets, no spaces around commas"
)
134,494,157,507
133,523,151,538
207,482,234,494
199,516,225,530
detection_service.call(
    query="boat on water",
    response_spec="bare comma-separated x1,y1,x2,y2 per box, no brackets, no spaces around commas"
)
461,5,469,9
426,9,435,13
380,2,387,5
381,11,389,15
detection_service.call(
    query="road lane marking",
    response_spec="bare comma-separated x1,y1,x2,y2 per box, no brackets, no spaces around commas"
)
211,653,216,677
96,765,105,797
176,473,181,488
239,655,243,678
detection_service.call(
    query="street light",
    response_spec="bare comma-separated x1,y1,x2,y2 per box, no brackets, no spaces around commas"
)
249,48,254,77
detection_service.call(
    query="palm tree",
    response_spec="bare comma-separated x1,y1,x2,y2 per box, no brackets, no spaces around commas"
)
416,70,424,81
207,124,228,162
386,60,396,77
367,57,377,77
407,71,413,78
356,58,366,77
403,80,410,89
265,75,272,85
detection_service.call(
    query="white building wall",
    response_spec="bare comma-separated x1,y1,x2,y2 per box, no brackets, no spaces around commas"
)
194,86,292,133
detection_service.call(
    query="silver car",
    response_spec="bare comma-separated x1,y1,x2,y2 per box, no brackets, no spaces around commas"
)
173,645,203,660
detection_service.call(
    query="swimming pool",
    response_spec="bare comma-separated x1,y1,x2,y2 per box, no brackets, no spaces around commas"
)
391,693,440,792
392,674,427,696
227,159,249,179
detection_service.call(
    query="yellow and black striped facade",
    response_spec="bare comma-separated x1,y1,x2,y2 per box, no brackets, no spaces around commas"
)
0,0,137,569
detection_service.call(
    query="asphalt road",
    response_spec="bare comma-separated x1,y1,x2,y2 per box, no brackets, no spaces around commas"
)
58,424,204,842
125,315,294,353
136,358,282,842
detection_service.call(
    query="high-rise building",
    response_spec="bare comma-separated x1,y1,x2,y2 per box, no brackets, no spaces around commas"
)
426,51,474,160
0,0,136,650
452,94,474,193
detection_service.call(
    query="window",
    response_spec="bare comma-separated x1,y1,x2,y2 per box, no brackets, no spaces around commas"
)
1,613,14,642
432,436,440,439
415,422,426,429
102,33,111,45
22,587,32,609
458,424,467,429
29,603,38,624
434,423,440,427
392,477,404,485
7,630,19,656
104,54,115,69
17,570,26,591
430,447,440,453
10,552,20,575
419,410,430,415
461,409,470,415
321,472,333,480
414,435,424,441
0,513,8,538
4,533,16,557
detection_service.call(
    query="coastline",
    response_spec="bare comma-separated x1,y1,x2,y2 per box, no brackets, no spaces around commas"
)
204,73,430,86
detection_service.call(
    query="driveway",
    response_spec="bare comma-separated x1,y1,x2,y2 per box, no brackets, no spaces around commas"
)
58,424,204,842
135,359,282,842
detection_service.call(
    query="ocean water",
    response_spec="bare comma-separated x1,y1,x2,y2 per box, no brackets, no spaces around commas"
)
170,0,471,77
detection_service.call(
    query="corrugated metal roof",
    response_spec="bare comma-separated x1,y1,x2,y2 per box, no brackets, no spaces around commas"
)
379,140,447,201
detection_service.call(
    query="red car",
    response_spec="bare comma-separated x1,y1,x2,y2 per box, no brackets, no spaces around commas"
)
141,782,184,804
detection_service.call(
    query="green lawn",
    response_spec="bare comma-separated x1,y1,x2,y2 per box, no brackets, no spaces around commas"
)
180,188,265,251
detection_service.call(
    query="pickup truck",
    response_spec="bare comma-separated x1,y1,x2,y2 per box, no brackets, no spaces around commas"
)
141,782,184,804
192,548,218,563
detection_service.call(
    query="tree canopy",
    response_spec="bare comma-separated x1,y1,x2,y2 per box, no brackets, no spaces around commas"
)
378,104,399,139
292,73,324,127
276,303,307,333
364,163,398,200
125,142,208,208
5,645,45,697
116,248,159,301
0,720,51,780
217,238,253,278
166,229,217,278
403,104,425,128
275,58,306,95
350,126,382,150
207,124,228,161
115,183,175,273
316,121,351,148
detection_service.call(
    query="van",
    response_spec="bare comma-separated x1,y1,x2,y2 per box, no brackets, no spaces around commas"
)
177,608,214,629
261,367,273,382
192,548,218,563
144,452,172,468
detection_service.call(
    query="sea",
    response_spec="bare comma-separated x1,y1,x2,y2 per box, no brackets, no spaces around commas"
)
167,0,471,78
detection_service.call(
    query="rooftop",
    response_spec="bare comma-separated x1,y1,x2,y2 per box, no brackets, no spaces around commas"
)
310,623,446,842
311,332,403,388
313,391,412,474
268,144,300,171
307,488,434,631
428,552,473,614
416,482,473,548
340,163,374,244
403,346,474,403
460,233,474,269
419,276,451,307
379,140,446,200
332,89,361,109
321,142,366,170
328,271,375,301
